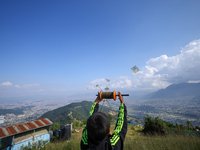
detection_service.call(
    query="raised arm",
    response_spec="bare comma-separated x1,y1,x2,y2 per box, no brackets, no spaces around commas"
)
81,92,103,149
90,91,103,115
110,92,127,149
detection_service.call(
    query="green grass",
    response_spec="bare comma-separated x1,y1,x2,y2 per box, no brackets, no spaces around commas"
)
124,134,200,150
37,124,200,150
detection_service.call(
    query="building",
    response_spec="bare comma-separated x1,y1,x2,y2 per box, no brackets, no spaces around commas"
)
0,118,53,150
66,123,73,131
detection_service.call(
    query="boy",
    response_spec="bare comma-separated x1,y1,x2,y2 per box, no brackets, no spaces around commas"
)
81,92,127,150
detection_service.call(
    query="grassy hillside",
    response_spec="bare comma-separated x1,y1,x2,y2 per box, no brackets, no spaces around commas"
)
39,101,111,125
30,124,200,150
37,100,200,149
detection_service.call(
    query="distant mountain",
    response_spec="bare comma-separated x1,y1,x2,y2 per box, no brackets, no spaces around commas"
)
146,82,200,99
39,101,110,125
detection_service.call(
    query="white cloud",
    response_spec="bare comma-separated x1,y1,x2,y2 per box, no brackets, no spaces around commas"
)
88,78,111,90
14,84,40,88
188,80,200,83
0,81,12,86
22,84,40,88
111,80,125,88
133,39,200,89
89,76,132,90
111,77,132,89
37,89,45,92
91,78,108,85
15,85,20,88
125,79,132,88
88,39,200,91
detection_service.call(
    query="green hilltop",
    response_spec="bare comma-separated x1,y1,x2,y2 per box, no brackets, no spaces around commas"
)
39,101,111,125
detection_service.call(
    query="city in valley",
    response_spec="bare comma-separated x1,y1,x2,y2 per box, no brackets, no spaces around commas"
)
0,96,200,127
0,98,73,127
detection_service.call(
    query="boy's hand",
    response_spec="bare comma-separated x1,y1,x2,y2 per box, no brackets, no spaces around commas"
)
118,92,125,104
95,91,103,103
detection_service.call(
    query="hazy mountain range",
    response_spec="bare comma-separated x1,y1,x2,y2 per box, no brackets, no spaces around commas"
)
146,82,200,99
39,83,200,125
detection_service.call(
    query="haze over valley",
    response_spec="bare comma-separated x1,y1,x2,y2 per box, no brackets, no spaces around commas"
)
0,83,199,127
1,1,200,129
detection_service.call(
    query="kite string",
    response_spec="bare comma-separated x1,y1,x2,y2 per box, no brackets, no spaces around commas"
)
107,100,115,112
106,100,117,121
100,100,105,112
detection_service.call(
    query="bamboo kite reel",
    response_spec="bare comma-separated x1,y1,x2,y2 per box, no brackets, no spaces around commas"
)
96,91,129,100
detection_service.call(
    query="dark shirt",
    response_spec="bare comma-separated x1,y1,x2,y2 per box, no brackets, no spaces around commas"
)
81,102,127,150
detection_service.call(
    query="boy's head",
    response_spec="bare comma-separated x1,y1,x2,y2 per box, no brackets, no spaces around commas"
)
87,112,110,145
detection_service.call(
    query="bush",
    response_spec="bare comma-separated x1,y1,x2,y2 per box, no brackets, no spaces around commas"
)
143,115,167,135
52,122,60,130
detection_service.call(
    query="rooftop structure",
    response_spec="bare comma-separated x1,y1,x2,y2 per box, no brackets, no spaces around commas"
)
0,118,52,139
0,118,53,150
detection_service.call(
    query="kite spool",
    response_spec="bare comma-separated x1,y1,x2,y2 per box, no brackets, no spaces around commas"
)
97,91,129,100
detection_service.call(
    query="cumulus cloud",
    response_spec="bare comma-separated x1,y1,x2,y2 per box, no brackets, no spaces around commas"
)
0,81,12,86
88,39,200,91
133,39,200,89
111,77,132,88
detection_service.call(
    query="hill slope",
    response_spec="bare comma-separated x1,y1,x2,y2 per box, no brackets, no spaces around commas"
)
38,124,200,150
39,101,110,125
147,82,200,99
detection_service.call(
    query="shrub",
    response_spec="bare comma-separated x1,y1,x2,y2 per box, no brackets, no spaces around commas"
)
143,115,167,135
52,122,60,130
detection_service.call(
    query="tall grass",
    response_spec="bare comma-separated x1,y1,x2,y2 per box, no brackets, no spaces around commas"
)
41,133,82,150
37,124,200,150
124,134,200,150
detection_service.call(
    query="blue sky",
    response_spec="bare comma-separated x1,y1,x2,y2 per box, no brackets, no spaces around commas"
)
1,0,200,99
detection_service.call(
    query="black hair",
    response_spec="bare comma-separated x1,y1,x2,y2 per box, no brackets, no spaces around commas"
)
87,112,110,145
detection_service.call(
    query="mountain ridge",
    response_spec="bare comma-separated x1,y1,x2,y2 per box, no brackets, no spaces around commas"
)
146,82,200,99
39,101,110,125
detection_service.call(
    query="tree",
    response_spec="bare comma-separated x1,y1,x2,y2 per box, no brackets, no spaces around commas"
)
179,124,185,130
52,122,60,130
83,119,87,124
73,120,82,129
186,120,194,131
143,115,167,135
